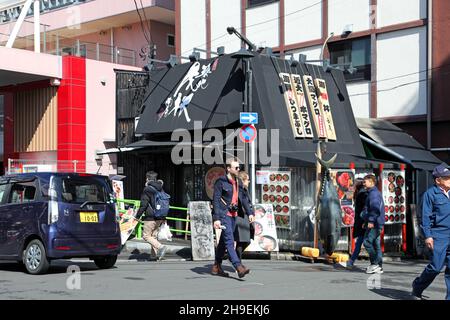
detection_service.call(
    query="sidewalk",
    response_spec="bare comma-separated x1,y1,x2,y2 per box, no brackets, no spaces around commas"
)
119,238,428,263
120,238,192,260
120,238,308,261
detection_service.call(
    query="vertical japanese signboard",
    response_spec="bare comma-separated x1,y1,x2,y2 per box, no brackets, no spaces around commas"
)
279,73,306,139
303,75,327,139
314,78,337,141
290,74,314,139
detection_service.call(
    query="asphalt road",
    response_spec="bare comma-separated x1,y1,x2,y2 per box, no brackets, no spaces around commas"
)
0,258,447,300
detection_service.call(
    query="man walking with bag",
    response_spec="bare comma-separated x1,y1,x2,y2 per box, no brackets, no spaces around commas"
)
211,158,255,278
136,171,170,261
412,163,450,300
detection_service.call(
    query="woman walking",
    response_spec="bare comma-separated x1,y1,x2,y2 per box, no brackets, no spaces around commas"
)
347,178,368,269
234,171,254,260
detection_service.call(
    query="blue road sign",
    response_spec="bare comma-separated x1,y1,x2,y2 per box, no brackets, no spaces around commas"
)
240,112,258,125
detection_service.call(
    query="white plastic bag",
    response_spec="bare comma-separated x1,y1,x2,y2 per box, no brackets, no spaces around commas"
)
157,222,173,241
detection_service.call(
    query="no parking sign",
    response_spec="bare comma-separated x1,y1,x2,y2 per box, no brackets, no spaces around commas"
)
239,124,257,143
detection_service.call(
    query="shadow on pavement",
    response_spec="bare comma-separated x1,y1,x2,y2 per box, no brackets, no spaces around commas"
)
0,261,112,275
369,288,417,300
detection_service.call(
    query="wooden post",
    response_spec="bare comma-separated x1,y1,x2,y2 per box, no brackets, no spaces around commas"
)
184,212,190,241
314,141,323,249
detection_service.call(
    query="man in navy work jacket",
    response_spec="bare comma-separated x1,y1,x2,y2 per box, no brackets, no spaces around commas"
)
211,157,255,278
363,174,385,274
412,163,450,300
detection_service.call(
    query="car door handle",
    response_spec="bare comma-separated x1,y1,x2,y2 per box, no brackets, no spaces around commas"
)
23,206,32,212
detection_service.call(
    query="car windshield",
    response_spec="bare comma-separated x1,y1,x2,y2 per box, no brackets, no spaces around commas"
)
58,176,109,204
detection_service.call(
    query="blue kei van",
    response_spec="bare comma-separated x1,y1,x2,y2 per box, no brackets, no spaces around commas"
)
0,172,122,274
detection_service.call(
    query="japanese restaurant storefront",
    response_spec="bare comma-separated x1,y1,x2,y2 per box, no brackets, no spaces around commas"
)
115,53,440,255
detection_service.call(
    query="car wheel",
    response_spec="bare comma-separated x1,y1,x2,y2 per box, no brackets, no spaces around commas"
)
24,240,50,275
94,255,117,269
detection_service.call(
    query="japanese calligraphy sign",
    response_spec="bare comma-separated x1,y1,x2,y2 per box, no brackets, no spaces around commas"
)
303,75,327,139
290,74,314,139
279,72,306,139
314,78,337,141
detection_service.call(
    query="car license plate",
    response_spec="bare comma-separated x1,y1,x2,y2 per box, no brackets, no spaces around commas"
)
80,212,98,223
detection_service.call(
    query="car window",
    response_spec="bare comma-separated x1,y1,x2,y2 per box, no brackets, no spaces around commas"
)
9,182,37,204
60,178,107,204
0,183,8,204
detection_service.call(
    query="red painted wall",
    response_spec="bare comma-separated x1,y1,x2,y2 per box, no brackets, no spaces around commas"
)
58,56,87,172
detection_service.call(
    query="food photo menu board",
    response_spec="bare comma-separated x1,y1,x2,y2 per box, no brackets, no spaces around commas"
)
330,170,355,227
260,171,291,229
382,171,406,224
245,204,279,252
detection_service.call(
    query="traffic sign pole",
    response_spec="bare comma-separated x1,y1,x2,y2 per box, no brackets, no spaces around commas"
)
251,136,256,204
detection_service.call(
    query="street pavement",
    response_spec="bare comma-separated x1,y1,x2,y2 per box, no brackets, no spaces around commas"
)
0,257,447,300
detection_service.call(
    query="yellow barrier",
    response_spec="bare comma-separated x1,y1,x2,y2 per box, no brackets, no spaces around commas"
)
301,247,320,258
330,253,349,263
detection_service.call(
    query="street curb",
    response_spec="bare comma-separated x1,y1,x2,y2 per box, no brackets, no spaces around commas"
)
122,240,188,254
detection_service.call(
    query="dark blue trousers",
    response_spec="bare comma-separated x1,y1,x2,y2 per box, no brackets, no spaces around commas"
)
215,215,242,270
413,236,450,300
350,235,365,263
363,227,383,266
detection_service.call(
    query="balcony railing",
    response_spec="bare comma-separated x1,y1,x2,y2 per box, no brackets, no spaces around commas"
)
0,31,137,66
0,0,92,24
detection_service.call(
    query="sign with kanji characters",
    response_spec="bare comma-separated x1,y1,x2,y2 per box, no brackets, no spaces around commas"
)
279,72,306,139
290,74,314,139
245,204,279,252
314,78,337,141
303,75,327,139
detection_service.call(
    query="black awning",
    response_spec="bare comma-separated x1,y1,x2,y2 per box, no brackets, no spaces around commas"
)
356,118,441,171
126,140,179,148
251,55,366,159
135,54,244,134
276,151,400,168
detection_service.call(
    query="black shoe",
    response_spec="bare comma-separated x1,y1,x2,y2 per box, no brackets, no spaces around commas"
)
411,287,423,300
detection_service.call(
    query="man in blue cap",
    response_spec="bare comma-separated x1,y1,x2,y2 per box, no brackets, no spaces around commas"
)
412,163,450,300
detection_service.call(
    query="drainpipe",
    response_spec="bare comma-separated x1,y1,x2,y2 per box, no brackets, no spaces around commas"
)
359,134,414,167
110,27,114,63
427,0,433,150
34,0,40,53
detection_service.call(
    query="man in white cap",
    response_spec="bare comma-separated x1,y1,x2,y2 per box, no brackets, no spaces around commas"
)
412,163,450,300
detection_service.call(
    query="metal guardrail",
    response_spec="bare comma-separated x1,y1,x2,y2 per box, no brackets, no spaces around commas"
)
116,199,191,240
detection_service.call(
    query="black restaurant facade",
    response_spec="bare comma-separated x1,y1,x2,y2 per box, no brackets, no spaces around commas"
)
112,52,441,256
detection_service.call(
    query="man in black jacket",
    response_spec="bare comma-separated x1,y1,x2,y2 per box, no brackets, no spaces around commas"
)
136,171,167,260
211,158,255,278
